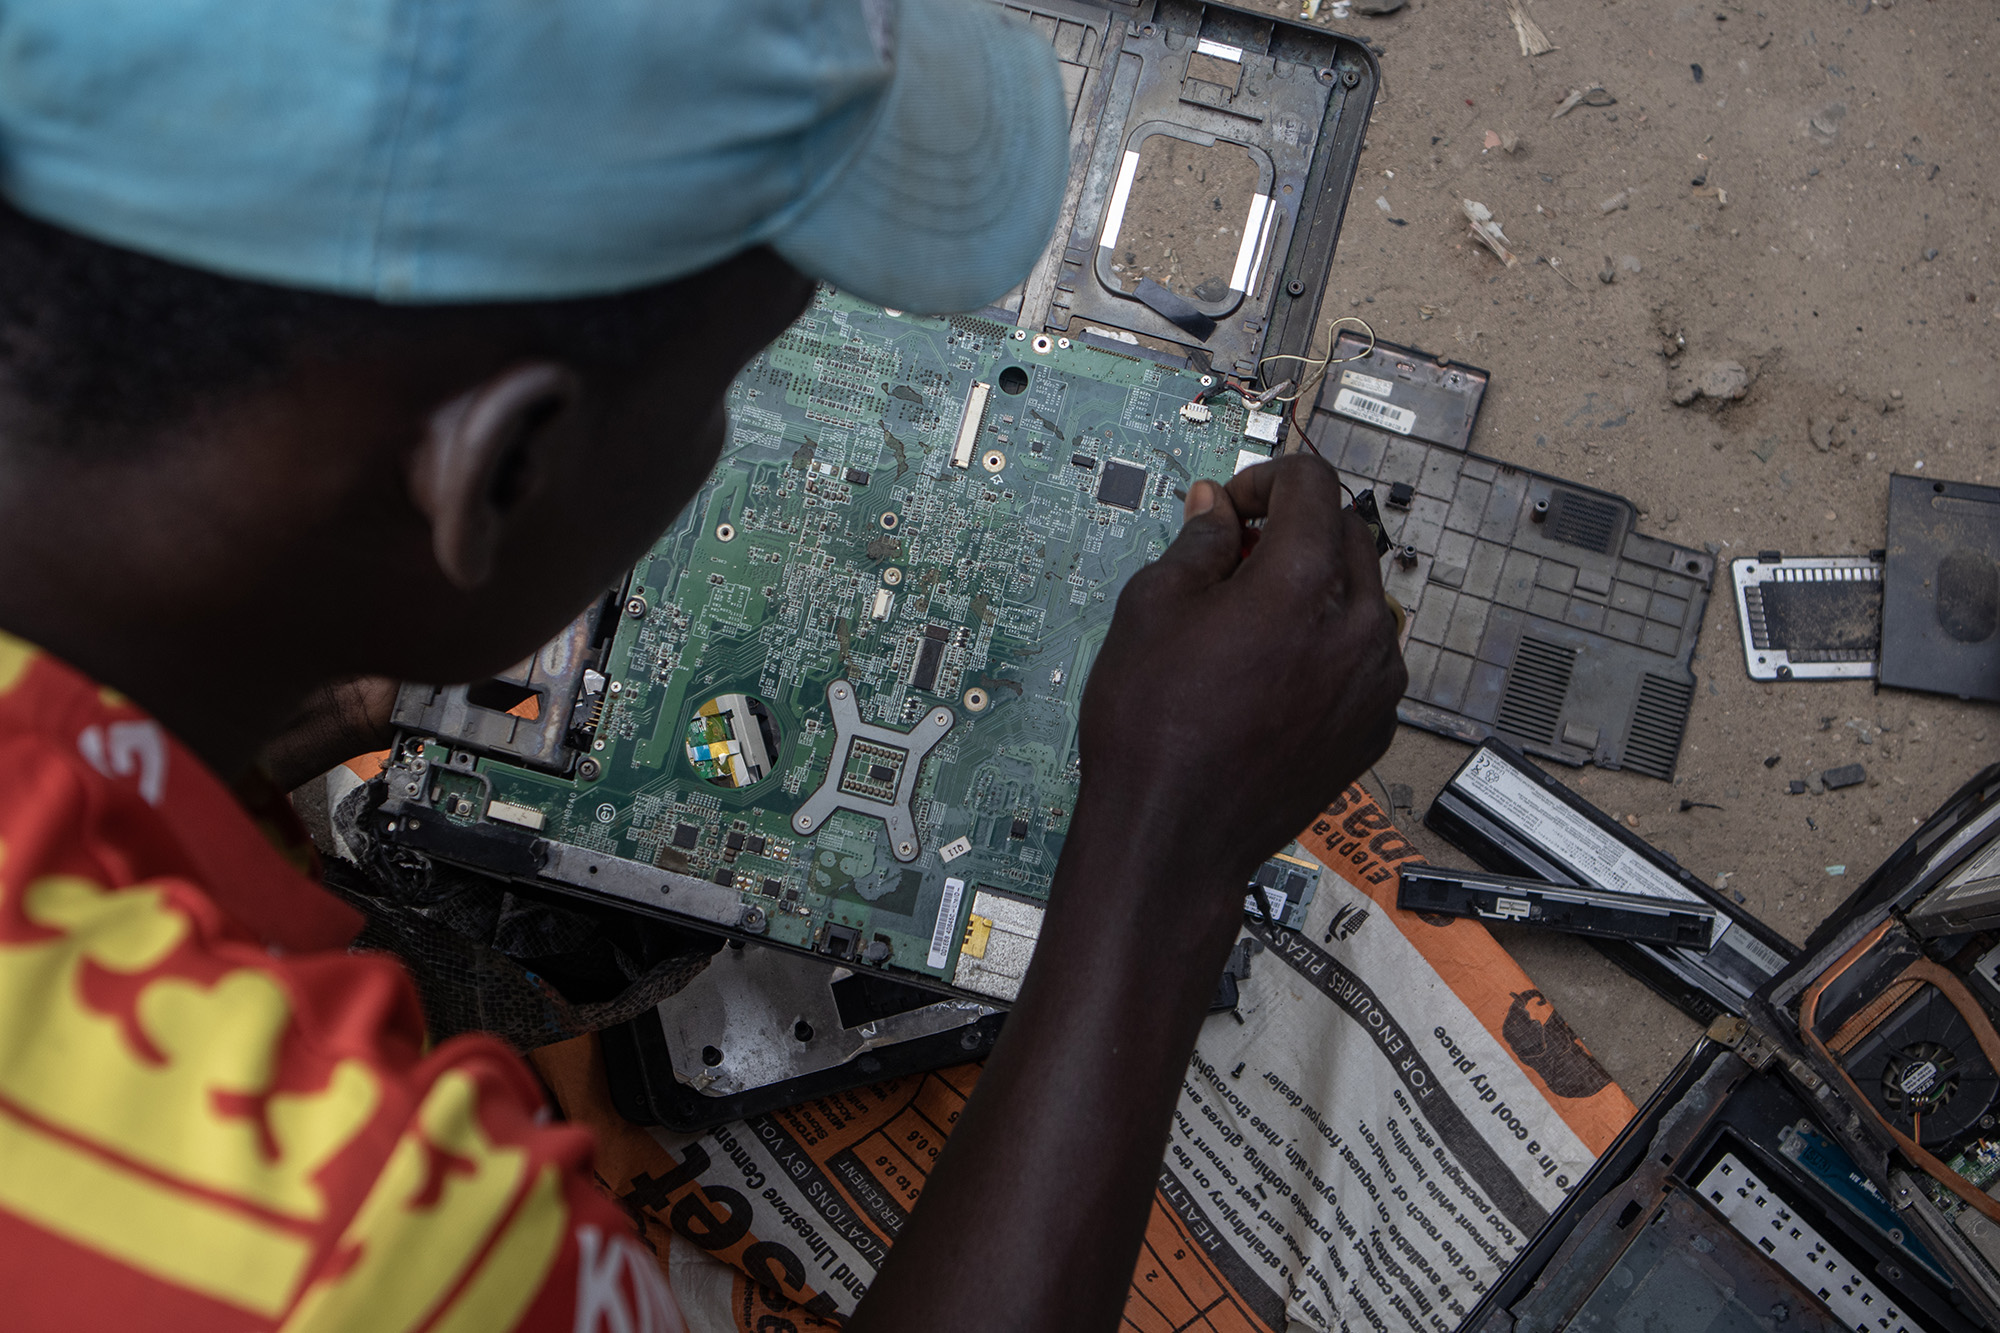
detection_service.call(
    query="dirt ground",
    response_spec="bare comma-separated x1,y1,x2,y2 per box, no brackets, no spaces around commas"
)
1223,0,1999,1101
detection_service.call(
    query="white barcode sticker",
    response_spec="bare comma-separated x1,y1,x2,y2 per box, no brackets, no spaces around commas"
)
1243,888,1290,921
939,835,972,863
928,877,967,968
1332,388,1416,435
1341,369,1394,397
1715,921,1790,977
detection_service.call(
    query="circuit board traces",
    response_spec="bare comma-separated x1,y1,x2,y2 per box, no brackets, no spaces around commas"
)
418,291,1257,988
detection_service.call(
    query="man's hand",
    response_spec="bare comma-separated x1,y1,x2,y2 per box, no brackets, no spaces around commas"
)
1078,454,1407,890
851,453,1405,1333
259,675,399,792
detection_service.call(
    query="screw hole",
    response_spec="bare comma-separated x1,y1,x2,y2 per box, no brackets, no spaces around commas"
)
793,1021,815,1043
1935,481,1947,493
701,1045,723,1067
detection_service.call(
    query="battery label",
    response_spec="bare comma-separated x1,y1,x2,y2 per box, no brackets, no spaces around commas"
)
1341,369,1395,397
1454,751,1695,903
1713,920,1790,977
1332,388,1417,435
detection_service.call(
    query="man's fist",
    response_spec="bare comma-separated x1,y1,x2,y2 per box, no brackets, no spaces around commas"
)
1075,454,1406,892
261,675,399,792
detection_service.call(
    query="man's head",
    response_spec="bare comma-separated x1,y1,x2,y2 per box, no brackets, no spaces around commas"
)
0,200,811,689
0,0,1072,766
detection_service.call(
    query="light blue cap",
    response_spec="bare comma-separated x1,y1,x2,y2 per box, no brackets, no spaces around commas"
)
0,0,1070,313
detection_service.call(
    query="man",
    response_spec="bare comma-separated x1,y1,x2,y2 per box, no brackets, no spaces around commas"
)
0,0,1403,1329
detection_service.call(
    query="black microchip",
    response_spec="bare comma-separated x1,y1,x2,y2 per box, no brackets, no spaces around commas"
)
763,878,783,895
746,835,767,854
724,831,745,850
1070,453,1097,469
924,623,951,641
910,635,946,691
672,823,700,849
1097,461,1147,511
869,763,896,783
1387,481,1415,508
713,869,735,887
845,467,870,486
1010,817,1030,839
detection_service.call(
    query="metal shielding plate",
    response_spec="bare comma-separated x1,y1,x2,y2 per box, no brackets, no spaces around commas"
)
1731,555,1882,681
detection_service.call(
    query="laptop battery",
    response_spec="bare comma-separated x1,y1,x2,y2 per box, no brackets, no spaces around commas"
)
1397,863,1717,950
1425,739,1796,1023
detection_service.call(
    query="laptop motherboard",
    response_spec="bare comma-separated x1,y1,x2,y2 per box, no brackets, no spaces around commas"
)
382,288,1282,994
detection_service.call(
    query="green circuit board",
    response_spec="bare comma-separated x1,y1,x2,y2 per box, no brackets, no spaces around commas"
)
394,289,1278,990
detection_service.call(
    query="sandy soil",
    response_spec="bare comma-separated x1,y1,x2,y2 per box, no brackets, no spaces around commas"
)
1228,0,1999,1099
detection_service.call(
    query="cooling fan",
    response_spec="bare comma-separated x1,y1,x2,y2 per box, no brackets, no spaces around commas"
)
1844,986,2000,1150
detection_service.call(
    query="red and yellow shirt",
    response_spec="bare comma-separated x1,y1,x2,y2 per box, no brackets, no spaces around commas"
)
0,630,684,1332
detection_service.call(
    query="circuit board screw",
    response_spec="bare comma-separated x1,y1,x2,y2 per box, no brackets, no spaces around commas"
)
624,595,649,619
740,906,768,934
578,757,602,780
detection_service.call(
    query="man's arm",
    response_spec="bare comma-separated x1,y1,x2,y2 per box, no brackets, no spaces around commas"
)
850,455,1406,1333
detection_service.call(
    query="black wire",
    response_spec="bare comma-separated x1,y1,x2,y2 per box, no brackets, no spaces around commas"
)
1290,395,1358,506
